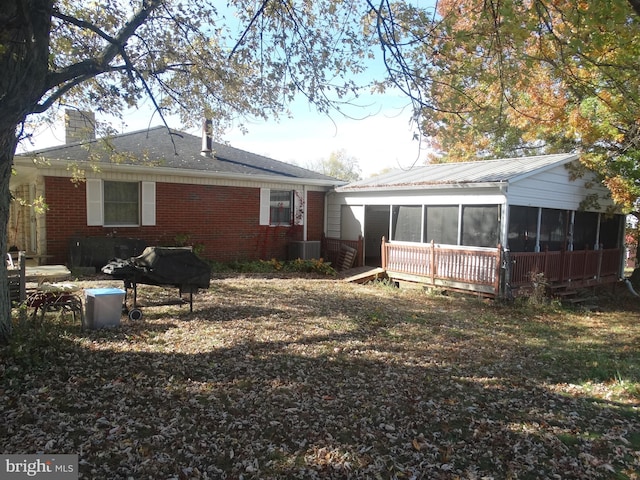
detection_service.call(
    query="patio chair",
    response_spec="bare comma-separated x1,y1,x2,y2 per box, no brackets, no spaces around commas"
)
26,283,83,326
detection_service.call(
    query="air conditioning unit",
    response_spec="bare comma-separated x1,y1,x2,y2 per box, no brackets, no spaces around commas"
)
288,241,321,260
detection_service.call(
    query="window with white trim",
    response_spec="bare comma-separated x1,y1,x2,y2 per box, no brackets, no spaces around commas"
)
270,190,292,225
391,205,422,242
86,179,156,227
259,188,300,226
104,181,139,225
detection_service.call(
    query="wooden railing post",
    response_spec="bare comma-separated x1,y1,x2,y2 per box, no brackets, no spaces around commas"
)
430,240,436,285
381,236,387,269
494,244,502,297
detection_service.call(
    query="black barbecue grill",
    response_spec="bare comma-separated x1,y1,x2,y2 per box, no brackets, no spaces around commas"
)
102,246,211,318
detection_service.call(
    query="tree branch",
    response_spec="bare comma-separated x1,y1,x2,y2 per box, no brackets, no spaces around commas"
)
229,0,271,60
52,7,118,45
41,0,162,98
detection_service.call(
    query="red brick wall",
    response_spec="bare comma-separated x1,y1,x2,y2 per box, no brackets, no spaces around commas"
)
306,190,325,241
44,177,326,265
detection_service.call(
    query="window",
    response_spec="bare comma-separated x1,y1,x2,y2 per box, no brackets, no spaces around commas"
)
507,206,539,252
461,205,500,247
572,211,598,250
424,205,459,244
104,181,139,226
599,214,623,249
269,190,293,225
392,205,422,242
259,188,299,226
86,179,155,227
540,208,568,251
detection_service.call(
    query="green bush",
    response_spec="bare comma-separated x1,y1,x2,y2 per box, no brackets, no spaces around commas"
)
208,258,336,276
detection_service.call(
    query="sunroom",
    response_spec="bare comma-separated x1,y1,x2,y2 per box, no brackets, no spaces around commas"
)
325,154,625,297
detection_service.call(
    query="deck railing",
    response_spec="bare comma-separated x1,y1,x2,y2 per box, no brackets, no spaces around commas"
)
508,248,622,287
381,238,501,296
380,238,623,297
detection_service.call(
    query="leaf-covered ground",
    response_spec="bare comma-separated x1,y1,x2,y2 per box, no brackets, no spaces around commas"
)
2,275,640,479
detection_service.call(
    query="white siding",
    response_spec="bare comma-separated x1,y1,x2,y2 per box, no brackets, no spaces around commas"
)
507,164,613,211
329,187,506,210
325,192,342,238
341,205,364,241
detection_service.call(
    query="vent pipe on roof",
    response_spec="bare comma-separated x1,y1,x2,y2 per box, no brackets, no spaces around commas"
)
65,109,96,144
201,119,213,157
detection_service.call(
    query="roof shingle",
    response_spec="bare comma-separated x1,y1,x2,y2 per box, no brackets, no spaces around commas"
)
18,126,338,182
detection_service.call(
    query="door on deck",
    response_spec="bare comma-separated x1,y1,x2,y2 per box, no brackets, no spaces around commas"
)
364,205,390,267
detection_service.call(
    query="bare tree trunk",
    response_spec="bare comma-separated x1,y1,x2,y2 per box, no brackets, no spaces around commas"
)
0,0,53,343
0,130,17,343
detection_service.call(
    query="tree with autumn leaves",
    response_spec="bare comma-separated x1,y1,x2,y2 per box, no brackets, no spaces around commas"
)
373,0,640,215
369,0,640,265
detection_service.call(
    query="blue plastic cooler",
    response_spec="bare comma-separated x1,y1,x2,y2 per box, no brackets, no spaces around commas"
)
84,288,125,329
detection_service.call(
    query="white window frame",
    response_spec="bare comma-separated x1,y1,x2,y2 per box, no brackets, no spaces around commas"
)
259,188,302,226
86,179,155,227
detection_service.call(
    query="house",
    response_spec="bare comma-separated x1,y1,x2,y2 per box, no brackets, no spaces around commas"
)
10,110,344,270
326,153,626,297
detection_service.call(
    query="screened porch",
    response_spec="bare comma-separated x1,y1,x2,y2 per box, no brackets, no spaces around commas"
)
380,203,624,298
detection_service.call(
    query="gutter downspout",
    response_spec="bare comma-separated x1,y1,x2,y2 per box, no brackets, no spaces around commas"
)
303,185,308,242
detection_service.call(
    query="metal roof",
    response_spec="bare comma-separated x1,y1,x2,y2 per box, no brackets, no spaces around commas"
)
16,126,341,184
338,153,579,191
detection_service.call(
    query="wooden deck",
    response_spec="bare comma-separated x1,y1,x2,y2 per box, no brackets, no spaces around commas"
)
379,238,623,298
382,238,502,296
508,248,622,288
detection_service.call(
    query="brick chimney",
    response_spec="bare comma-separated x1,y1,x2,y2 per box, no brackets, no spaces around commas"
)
201,118,213,157
65,109,96,144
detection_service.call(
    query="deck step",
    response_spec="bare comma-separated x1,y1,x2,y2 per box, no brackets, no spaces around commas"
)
341,267,386,284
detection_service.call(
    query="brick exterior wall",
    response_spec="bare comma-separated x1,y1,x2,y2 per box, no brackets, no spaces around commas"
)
44,177,326,265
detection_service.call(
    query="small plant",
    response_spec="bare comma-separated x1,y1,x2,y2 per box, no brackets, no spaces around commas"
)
371,277,398,290
172,233,205,256
209,258,336,275
284,258,336,275
263,258,284,271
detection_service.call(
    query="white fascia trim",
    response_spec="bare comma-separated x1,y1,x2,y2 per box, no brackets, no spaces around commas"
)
14,157,346,188
335,181,508,193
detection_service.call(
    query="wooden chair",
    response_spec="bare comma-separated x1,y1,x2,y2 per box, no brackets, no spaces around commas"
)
8,251,26,306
